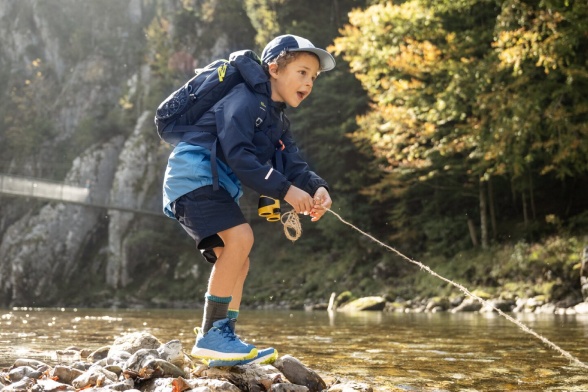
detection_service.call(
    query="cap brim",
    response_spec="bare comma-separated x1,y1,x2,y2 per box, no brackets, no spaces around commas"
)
290,47,336,71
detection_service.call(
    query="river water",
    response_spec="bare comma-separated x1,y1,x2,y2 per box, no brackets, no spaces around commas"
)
1,307,587,391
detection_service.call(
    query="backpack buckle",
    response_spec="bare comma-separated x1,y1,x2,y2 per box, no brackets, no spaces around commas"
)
255,117,263,127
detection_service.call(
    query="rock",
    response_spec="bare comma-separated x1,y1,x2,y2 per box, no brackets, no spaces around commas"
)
55,350,81,363
8,366,41,382
109,332,161,356
11,359,48,370
123,349,159,372
425,297,449,312
0,377,36,391
450,298,482,313
36,378,75,392
479,299,515,313
337,296,386,312
92,378,135,391
202,364,282,391
0,335,378,392
88,346,111,362
71,366,118,389
271,384,309,392
141,377,239,392
274,356,326,392
328,382,373,391
575,302,588,314
157,340,185,367
106,351,132,366
122,348,185,380
50,365,84,385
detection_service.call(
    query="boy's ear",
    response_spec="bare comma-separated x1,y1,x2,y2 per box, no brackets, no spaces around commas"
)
267,63,279,78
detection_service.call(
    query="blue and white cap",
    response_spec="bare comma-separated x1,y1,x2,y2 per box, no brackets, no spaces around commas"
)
261,34,336,72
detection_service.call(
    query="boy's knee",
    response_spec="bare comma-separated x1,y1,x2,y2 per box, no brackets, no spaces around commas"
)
222,224,254,252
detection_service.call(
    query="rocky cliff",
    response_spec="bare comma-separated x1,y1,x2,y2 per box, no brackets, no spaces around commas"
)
0,0,255,306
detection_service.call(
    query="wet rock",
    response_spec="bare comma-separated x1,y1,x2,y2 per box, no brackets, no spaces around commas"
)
11,359,47,370
49,365,84,385
109,332,161,357
71,366,118,389
479,299,515,313
56,350,81,363
88,346,111,362
271,384,309,392
575,301,588,314
450,298,482,313
70,361,92,371
328,382,373,391
123,349,159,372
274,356,326,392
7,366,41,382
425,297,449,312
157,340,184,367
106,350,132,366
122,348,185,380
338,296,386,312
202,364,282,391
0,376,36,391
141,377,240,392
91,378,135,391
1,336,377,392
36,378,75,392
104,364,123,376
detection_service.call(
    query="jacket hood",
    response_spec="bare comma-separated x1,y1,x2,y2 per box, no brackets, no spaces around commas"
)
229,50,271,97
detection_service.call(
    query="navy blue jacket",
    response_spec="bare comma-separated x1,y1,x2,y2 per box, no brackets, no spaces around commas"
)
180,55,328,200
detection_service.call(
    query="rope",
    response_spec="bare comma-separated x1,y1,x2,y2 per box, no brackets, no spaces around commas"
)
325,208,588,370
280,210,302,242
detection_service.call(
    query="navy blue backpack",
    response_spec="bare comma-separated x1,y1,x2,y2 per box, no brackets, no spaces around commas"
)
155,50,268,146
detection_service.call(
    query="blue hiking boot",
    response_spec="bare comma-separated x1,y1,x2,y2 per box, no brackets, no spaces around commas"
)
190,318,257,361
205,347,278,367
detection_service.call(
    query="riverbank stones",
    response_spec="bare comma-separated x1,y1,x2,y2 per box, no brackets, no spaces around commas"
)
0,332,375,392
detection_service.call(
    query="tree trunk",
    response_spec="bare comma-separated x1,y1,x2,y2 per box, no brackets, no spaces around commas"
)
467,217,479,248
488,177,497,241
522,191,528,228
479,180,488,249
529,172,536,221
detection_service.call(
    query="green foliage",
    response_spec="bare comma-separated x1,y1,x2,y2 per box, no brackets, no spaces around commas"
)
332,0,588,255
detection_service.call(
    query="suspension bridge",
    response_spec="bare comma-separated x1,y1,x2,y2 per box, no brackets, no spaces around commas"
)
0,173,257,218
0,173,163,217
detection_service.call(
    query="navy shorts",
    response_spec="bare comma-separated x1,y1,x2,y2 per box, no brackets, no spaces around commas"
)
171,185,247,263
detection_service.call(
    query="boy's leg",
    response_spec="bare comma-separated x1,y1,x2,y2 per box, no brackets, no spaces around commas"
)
201,223,253,332
228,257,249,313
206,249,249,318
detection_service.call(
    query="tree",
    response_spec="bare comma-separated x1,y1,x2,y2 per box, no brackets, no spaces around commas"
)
332,0,588,252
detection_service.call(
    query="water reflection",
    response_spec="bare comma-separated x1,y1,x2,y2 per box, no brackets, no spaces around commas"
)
1,308,588,391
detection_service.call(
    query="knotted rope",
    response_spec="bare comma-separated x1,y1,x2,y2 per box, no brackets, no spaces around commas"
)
280,210,302,242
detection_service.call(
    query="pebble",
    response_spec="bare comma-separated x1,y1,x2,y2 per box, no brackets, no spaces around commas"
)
0,332,373,392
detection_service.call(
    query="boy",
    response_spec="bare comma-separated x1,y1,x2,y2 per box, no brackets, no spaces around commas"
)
162,35,335,366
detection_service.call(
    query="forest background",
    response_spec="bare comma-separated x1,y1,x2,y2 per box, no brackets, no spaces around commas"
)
0,0,587,309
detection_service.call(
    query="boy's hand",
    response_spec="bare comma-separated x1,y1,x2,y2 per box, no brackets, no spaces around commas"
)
284,185,314,214
310,187,332,222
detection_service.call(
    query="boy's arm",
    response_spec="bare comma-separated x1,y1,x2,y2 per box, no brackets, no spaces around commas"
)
276,129,329,196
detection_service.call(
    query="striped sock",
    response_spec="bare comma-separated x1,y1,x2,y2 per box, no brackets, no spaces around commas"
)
227,309,240,320
202,292,232,333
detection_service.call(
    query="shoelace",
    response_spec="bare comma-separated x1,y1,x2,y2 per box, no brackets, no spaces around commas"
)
218,322,237,341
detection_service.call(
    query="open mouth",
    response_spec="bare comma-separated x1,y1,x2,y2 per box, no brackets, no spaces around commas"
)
297,91,306,100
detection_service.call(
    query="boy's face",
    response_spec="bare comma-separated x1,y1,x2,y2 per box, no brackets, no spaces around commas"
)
268,52,320,108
